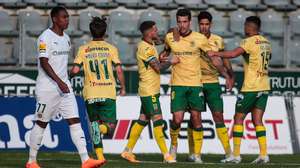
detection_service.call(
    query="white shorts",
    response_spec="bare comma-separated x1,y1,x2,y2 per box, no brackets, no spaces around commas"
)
34,91,79,122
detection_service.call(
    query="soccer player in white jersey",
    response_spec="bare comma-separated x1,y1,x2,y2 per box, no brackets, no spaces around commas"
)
25,6,103,168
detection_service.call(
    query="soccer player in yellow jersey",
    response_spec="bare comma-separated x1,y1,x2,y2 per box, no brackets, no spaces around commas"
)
208,16,271,164
182,11,234,163
162,9,233,163
121,21,179,163
70,17,126,164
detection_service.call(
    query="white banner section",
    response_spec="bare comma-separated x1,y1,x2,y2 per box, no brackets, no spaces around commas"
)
103,96,292,154
293,97,300,148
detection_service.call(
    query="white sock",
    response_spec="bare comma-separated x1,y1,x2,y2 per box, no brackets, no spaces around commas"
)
28,124,45,163
69,123,89,163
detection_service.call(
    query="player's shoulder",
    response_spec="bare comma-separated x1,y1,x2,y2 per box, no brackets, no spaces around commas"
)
210,33,224,42
165,32,174,41
191,31,207,40
104,41,118,51
38,29,51,41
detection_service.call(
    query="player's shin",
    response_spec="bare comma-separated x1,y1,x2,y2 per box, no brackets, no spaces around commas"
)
192,127,203,157
187,121,194,155
70,123,89,163
125,120,148,152
233,124,244,157
170,121,180,148
28,124,46,163
255,125,267,157
153,119,168,155
91,121,105,160
216,123,231,156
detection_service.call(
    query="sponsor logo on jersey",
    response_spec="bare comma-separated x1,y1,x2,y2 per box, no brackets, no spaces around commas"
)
39,41,46,53
85,46,109,53
52,50,70,56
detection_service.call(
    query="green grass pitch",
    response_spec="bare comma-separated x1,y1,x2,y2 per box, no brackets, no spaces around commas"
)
1,152,300,168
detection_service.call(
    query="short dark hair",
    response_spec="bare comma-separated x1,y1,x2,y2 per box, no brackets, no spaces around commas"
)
139,21,155,34
89,16,107,38
245,16,261,29
198,11,212,22
50,6,67,19
176,8,191,21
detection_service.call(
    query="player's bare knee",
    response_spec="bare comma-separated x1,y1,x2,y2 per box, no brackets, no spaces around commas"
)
66,118,80,125
212,112,224,123
152,114,163,122
252,118,263,126
36,120,48,128
234,113,245,124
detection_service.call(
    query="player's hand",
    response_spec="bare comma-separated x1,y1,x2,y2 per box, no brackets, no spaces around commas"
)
225,76,234,92
58,81,70,93
170,56,180,65
207,51,217,57
172,27,180,42
119,88,126,96
159,51,169,62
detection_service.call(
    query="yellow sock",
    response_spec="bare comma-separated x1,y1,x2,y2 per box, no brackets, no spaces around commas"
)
187,123,194,155
233,124,244,157
256,125,267,157
192,127,203,156
216,123,231,156
153,120,168,155
126,120,147,151
170,122,180,147
95,148,105,160
99,124,108,135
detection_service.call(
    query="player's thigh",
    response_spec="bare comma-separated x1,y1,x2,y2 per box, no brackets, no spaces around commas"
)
59,93,79,120
204,83,224,113
140,93,162,118
235,92,257,114
187,86,205,112
35,91,61,122
100,98,117,124
171,86,188,113
254,91,269,112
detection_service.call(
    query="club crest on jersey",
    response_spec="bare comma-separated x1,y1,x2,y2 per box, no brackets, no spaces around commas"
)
190,41,195,47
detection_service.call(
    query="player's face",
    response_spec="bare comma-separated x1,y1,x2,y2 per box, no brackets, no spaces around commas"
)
244,21,257,37
53,10,69,30
199,19,211,35
177,16,191,35
149,25,159,40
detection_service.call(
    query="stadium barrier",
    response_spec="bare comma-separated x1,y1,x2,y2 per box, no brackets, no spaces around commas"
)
0,96,295,154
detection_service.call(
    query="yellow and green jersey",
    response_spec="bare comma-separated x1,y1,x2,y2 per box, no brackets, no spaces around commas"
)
136,40,160,97
239,35,271,92
74,40,121,100
200,33,224,84
165,31,212,86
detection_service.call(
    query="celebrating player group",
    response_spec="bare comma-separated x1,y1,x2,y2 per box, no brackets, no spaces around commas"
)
26,6,271,168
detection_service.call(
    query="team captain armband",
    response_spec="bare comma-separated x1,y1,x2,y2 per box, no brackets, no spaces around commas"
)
39,40,46,53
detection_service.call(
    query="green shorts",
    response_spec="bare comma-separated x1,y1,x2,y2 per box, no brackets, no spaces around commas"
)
235,91,269,114
85,98,116,123
203,83,223,113
140,93,162,117
171,86,205,113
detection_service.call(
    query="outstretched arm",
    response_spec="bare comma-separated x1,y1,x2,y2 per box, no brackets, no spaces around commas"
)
149,56,180,73
209,56,234,91
208,47,245,58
